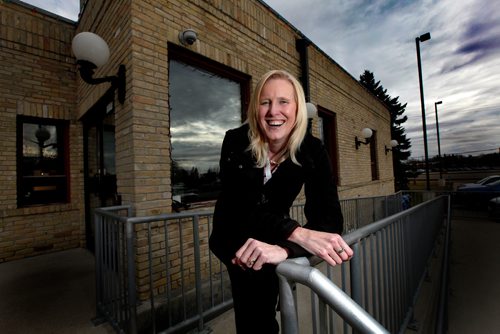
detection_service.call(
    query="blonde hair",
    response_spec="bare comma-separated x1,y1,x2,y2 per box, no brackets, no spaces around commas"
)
247,70,308,167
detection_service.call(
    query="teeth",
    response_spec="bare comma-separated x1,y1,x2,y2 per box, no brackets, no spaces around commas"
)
268,120,285,126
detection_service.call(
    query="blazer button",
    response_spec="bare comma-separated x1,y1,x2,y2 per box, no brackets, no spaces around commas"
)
238,165,243,169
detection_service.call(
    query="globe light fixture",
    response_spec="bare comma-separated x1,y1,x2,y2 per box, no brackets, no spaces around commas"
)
72,32,126,104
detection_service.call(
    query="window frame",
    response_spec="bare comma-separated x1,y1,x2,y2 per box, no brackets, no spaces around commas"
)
318,107,340,185
16,115,70,207
168,43,251,209
370,130,379,181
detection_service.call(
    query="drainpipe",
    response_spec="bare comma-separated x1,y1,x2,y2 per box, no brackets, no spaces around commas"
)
296,38,314,134
296,38,311,102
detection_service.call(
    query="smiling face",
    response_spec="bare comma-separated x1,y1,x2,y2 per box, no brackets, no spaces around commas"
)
258,78,297,151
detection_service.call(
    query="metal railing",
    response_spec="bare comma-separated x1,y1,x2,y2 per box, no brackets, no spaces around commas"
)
92,194,405,333
276,195,450,333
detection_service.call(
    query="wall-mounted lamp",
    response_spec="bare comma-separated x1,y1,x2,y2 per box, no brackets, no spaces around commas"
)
179,29,198,46
355,128,373,149
385,140,399,155
306,102,317,119
306,102,317,134
71,32,126,104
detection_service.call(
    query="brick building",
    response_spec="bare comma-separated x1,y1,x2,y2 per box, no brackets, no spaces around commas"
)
0,0,395,262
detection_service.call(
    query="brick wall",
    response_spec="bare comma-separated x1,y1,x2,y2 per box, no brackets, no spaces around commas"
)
0,2,83,262
1,0,395,269
73,0,395,301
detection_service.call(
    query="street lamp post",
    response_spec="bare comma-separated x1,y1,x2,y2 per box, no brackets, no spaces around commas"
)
434,101,443,179
416,32,431,190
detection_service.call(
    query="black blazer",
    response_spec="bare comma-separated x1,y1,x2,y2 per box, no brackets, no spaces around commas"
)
209,123,344,264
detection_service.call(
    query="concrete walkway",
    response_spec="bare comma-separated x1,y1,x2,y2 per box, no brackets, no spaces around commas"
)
1,211,499,333
447,211,500,334
0,248,113,334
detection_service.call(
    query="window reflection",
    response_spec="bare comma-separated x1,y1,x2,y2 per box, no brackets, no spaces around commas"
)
169,60,241,208
18,117,68,206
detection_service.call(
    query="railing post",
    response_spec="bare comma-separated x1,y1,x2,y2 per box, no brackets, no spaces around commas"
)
93,211,104,323
126,220,138,334
278,274,299,334
350,242,363,334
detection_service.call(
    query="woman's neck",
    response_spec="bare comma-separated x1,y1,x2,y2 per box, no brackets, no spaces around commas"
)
268,143,286,162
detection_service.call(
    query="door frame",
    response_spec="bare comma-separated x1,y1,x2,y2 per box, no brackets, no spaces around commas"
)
81,90,117,251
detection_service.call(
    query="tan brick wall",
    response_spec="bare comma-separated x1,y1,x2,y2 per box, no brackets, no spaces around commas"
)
1,0,395,268
0,2,83,262
73,0,394,301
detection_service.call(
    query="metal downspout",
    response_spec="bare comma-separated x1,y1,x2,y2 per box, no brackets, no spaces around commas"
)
296,38,311,102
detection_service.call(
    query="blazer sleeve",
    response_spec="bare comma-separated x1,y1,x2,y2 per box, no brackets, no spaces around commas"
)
275,136,344,259
302,136,344,235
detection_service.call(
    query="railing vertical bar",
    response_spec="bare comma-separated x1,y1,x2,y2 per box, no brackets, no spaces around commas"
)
94,211,103,320
350,242,362,334
147,224,156,333
164,219,172,327
318,298,328,334
126,220,138,334
370,232,378,322
311,291,319,334
389,223,397,332
341,262,349,334
375,230,383,324
381,228,389,328
362,238,369,311
104,218,116,319
393,220,402,327
193,215,204,332
178,218,187,319
207,215,215,307
112,219,118,322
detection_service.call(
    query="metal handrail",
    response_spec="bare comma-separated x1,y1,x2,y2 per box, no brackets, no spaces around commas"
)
92,193,408,333
276,195,450,334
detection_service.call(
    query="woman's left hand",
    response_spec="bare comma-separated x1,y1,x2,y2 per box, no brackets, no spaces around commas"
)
232,238,288,270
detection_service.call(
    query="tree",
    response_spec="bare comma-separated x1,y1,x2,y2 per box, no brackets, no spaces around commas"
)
359,70,411,190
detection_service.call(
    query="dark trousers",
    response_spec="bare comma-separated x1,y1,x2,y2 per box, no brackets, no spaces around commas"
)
227,264,280,334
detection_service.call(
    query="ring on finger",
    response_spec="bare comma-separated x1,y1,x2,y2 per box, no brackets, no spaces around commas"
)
336,247,345,254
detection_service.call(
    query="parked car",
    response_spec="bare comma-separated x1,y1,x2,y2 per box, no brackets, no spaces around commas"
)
457,175,500,190
488,197,500,222
456,179,500,208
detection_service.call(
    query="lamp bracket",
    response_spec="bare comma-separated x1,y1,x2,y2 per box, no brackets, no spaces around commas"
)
355,136,371,150
77,60,126,104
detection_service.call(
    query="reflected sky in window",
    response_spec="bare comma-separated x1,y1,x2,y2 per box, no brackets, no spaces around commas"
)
169,60,241,173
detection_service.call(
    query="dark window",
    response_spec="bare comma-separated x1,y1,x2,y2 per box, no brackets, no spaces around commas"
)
169,45,250,209
370,130,379,180
318,107,340,185
17,116,69,207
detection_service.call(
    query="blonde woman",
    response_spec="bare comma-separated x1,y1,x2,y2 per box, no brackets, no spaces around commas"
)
210,70,352,333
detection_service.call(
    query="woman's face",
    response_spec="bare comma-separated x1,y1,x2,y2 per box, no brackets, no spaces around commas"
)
258,78,297,149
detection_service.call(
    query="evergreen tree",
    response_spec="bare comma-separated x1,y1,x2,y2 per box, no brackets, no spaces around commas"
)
359,70,411,190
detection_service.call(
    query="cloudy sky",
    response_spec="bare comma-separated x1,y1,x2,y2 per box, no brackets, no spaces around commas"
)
21,0,500,159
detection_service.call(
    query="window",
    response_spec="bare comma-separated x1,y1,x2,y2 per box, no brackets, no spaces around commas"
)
17,116,69,207
370,130,379,180
169,46,249,209
318,107,340,184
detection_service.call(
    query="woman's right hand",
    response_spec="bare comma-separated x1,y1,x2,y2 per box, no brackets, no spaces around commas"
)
287,227,353,267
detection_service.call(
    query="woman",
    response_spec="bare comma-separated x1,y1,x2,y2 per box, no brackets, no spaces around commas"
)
209,70,353,333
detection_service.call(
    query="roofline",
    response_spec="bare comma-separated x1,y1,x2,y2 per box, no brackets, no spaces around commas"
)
9,0,77,25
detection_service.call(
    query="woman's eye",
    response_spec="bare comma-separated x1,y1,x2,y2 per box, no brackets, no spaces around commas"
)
260,101,270,106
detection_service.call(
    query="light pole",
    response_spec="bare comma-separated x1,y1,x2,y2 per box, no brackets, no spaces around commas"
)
434,101,443,179
416,32,431,190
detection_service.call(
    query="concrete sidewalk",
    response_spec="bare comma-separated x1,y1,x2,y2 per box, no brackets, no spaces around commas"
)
447,211,500,334
0,248,113,334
